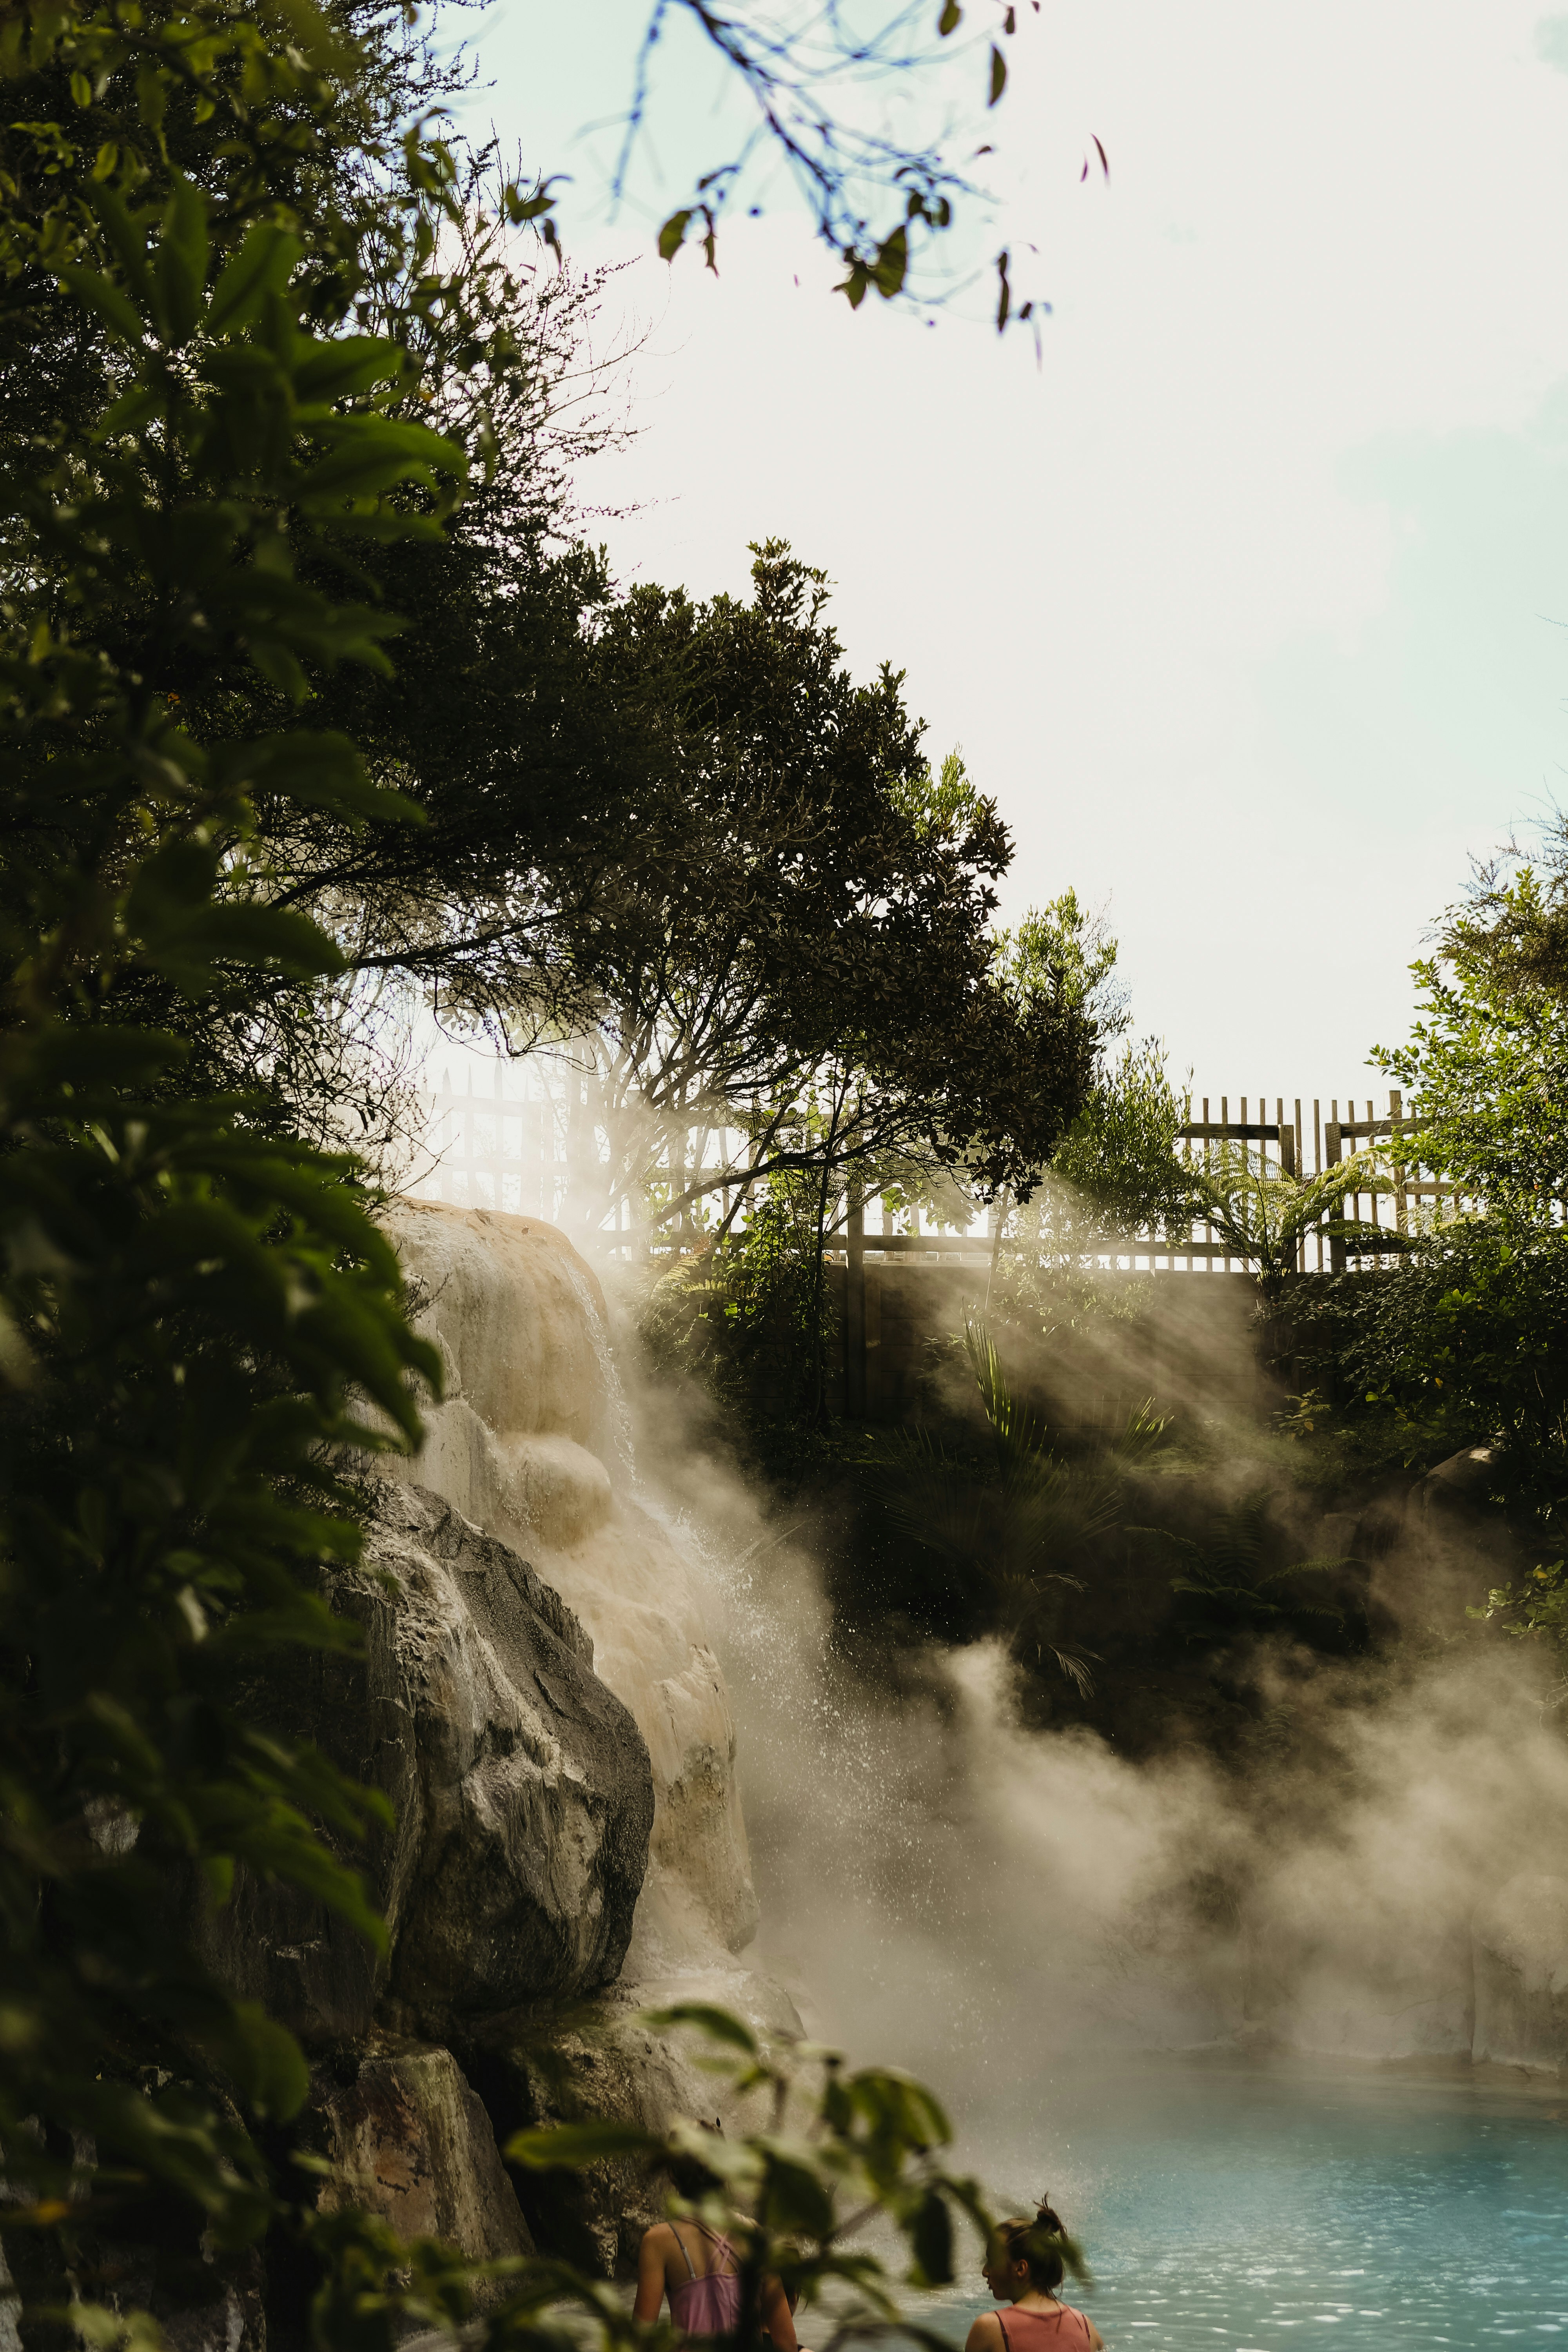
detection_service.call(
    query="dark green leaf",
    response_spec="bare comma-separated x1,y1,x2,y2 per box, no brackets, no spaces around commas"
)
907,2187,954,2286
291,335,401,405
220,2004,310,2123
154,173,209,345
139,903,348,992
206,222,301,334
504,2122,660,2170
641,2001,760,2054
57,264,145,345
85,181,154,301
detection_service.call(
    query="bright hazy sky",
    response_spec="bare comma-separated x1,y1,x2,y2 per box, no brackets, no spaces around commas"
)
451,1,1568,1113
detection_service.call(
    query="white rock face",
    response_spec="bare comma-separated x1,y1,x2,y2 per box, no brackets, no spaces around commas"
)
382,1200,761,1977
1472,1872,1568,2071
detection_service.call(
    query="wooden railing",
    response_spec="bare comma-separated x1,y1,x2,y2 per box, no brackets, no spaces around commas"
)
409,1069,1454,1279
1113,1090,1456,1275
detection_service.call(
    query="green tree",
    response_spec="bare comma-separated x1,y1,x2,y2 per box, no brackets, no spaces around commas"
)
0,129,455,2326
0,0,597,1167
511,551,1097,1294
1377,861,1568,1216
1299,848,1568,1514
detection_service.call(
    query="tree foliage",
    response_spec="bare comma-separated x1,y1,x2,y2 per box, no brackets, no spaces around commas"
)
1180,1145,1406,1302
611,1,1060,330
1299,844,1568,1515
1377,858,1568,1216
1129,1494,1358,1653
503,548,1096,1242
510,2004,1039,2349
0,36,459,2323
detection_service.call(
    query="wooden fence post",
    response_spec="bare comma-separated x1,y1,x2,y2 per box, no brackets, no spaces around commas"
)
1325,1116,1345,1274
845,1187,866,1418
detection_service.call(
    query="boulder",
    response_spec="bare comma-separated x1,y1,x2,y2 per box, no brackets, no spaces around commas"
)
309,2038,533,2274
462,1968,805,2277
1416,1445,1499,1516
1472,1872,1568,2072
192,1481,653,2042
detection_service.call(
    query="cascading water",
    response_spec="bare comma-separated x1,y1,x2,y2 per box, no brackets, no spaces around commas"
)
561,1253,637,1492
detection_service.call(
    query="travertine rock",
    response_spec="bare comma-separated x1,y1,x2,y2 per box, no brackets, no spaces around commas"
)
1472,1872,1568,2072
193,1481,653,2040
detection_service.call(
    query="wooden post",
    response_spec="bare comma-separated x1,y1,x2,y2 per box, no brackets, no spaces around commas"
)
845,1187,866,1419
864,1259,882,1420
1390,1087,1407,1238
1325,1111,1345,1274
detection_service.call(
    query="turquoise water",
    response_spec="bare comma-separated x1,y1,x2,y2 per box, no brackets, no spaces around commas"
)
918,2060,1568,2351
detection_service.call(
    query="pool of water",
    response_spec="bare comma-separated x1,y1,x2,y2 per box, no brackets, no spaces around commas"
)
907,2057,1568,2351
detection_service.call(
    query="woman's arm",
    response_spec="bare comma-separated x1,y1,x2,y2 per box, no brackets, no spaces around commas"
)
964,2316,1006,2352
633,2226,670,2324
761,2275,799,2352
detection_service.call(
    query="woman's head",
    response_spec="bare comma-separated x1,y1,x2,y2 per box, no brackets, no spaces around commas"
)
666,2122,726,2202
983,2200,1071,2300
666,2150,721,2200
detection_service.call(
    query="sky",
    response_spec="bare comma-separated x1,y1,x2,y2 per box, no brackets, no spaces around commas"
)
445,0,1568,1112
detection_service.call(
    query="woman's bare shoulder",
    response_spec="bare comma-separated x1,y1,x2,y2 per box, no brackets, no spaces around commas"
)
963,2312,1007,2352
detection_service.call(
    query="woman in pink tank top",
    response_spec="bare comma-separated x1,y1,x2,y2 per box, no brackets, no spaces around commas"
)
963,2198,1104,2352
634,2185,797,2349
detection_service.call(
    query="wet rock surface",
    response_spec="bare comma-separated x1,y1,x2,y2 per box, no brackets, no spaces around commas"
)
166,1203,793,2325
461,1968,805,2277
309,2038,534,2273
193,1481,654,2043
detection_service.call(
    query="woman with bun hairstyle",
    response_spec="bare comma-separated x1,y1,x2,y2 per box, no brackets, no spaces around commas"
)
964,2199,1104,2352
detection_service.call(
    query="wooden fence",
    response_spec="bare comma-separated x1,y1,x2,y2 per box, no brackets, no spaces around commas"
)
410,1062,570,1222
410,1071,1450,1279
1125,1088,1455,1275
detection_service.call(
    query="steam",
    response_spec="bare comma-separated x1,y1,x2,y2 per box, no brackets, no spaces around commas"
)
612,1285,1568,2182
